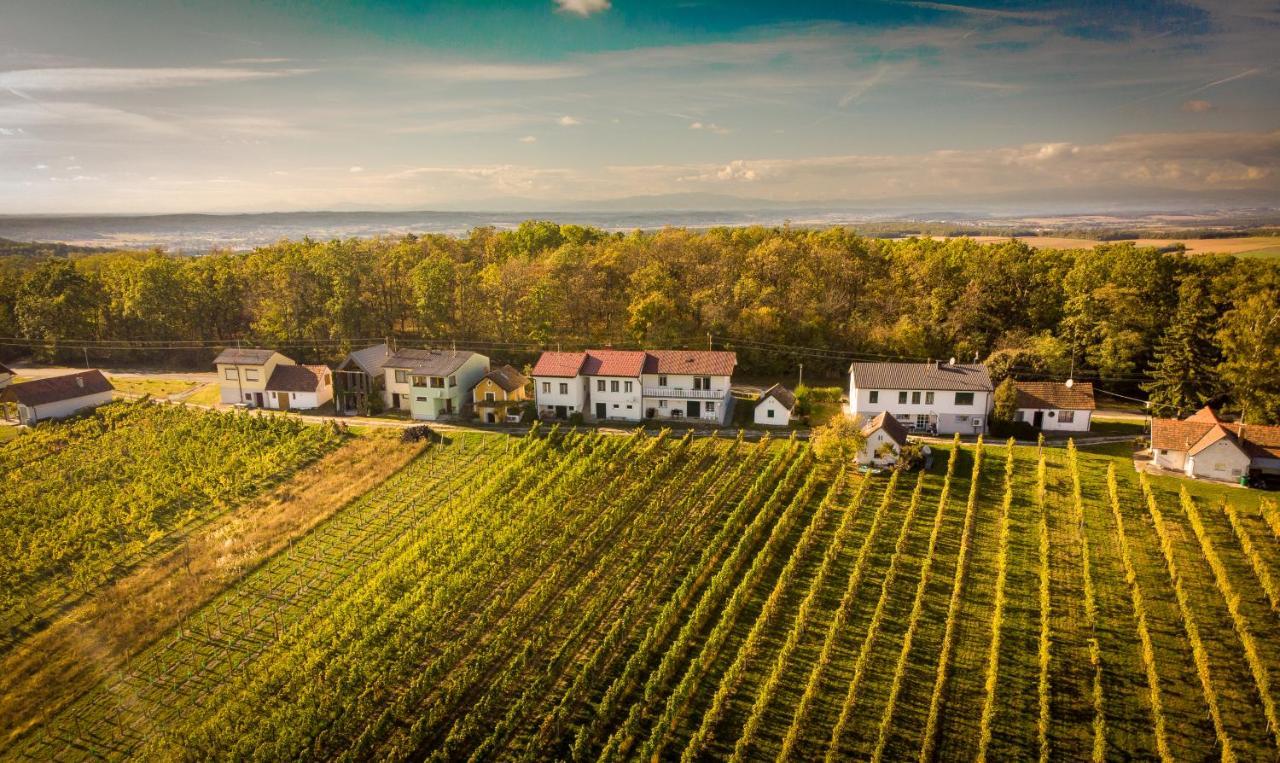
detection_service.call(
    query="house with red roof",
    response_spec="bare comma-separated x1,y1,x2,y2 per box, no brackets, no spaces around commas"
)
531,349,737,424
1150,406,1280,483
1013,380,1096,432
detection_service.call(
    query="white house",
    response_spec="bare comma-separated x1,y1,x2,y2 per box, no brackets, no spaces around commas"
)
214,348,295,407
1150,406,1280,483
1,370,115,426
531,349,737,424
848,360,993,436
1014,380,1095,432
380,348,489,416
859,411,910,466
640,350,736,425
262,364,333,411
754,384,796,427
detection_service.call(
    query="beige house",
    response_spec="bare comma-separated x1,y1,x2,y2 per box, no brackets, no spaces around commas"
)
859,411,910,467
472,364,528,424
1150,406,1280,483
214,348,295,407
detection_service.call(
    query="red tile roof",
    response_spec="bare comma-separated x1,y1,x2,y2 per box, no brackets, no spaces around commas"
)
265,364,330,393
1151,411,1280,461
643,350,737,376
1014,381,1096,411
531,351,587,377
3,370,113,406
1187,405,1222,423
581,350,647,377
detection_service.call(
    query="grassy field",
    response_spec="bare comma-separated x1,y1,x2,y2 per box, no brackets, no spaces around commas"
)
6,428,1279,761
106,376,197,398
955,235,1280,257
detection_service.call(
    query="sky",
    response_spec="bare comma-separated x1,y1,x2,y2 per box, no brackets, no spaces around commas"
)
0,0,1277,214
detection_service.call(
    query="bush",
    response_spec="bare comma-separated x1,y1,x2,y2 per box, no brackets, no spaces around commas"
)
989,418,1039,440
569,412,584,426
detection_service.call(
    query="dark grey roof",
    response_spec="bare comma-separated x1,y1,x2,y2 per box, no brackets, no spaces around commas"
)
340,343,392,375
4,370,113,406
861,411,910,445
758,383,797,411
214,347,280,365
387,349,481,376
849,361,993,392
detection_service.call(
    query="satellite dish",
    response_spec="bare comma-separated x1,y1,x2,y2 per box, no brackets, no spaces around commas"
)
948,356,956,366
1065,378,1074,388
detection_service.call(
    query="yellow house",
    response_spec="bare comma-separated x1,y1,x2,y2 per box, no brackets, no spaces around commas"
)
214,348,294,407
472,365,529,424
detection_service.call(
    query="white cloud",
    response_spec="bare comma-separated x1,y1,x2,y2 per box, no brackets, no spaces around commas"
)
0,127,25,136
349,166,364,173
557,115,581,126
0,101,179,134
34,163,48,170
423,62,586,81
1182,99,1214,112
689,121,730,134
518,135,537,143
554,0,611,18
0,66,308,93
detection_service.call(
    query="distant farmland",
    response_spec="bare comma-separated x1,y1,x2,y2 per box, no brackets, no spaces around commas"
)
5,426,1280,760
957,234,1280,257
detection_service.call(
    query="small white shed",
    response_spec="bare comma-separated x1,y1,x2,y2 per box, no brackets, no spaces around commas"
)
859,411,910,466
2,370,115,426
754,384,797,426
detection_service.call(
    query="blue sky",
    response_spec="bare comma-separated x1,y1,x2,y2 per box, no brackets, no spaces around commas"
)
0,0,1276,213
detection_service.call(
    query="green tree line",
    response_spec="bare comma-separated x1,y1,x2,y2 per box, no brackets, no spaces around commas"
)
1,221,1277,421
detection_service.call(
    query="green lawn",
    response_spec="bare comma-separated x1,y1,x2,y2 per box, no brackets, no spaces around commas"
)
108,376,197,398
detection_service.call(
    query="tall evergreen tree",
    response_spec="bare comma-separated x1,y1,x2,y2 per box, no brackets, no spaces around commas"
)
1143,276,1219,418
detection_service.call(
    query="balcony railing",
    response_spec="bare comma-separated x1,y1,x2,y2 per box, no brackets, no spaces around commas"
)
643,387,723,400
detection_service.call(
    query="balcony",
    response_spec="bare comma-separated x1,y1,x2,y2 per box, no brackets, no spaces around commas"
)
643,387,723,400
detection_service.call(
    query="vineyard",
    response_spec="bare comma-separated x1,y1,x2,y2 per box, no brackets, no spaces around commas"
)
0,401,343,649
6,426,1280,761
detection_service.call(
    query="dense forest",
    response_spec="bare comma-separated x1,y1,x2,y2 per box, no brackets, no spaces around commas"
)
1,222,1277,422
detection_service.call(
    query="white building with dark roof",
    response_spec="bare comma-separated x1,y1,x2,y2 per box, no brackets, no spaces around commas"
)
848,360,993,435
214,348,294,407
2,370,115,425
754,384,796,427
382,348,489,420
1014,380,1095,432
263,364,333,411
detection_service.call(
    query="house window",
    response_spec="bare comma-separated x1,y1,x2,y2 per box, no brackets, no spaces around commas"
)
541,382,551,394
244,393,252,401
559,383,569,394
659,400,667,408
869,390,878,404
430,377,445,389
625,381,633,393
1014,410,1024,422
767,408,775,418
485,392,496,402
613,403,619,409
705,401,715,412
395,370,408,384
626,404,633,410
659,376,667,387
606,380,616,392
925,391,934,405
955,392,975,406
1059,410,1075,423
898,391,908,404
416,396,426,403
597,379,606,392
911,391,921,404
245,369,259,382
224,368,239,381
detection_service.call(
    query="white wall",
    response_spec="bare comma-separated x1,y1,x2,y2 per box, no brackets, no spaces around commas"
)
383,367,415,410
858,428,901,466
850,382,989,435
534,375,587,417
1016,408,1091,432
754,396,791,426
1186,440,1251,482
20,390,114,425
1152,448,1187,471
587,375,642,421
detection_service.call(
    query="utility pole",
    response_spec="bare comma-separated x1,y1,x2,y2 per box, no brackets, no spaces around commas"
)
707,332,712,351
83,346,90,370
798,363,804,388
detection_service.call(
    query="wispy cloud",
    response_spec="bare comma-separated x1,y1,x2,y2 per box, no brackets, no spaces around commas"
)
1182,99,1213,112
422,62,587,81
0,101,180,133
689,121,730,134
0,66,308,93
557,115,582,126
518,135,537,143
554,0,611,18
896,1,1056,21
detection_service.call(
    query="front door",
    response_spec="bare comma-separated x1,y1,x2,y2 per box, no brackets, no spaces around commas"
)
392,392,400,409
686,400,701,419
486,412,496,423
277,392,290,411
253,392,264,408
596,402,607,419
1033,411,1044,428
555,405,568,419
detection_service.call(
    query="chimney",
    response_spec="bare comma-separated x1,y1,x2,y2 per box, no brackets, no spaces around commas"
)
76,376,84,388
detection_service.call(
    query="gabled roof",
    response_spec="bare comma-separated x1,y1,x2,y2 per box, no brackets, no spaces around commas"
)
479,364,528,393
643,350,737,377
1014,381,1096,411
849,361,993,392
757,383,797,412
0,362,13,376
531,352,587,378
581,350,647,378
3,370,113,406
266,364,330,393
861,411,909,446
385,348,480,376
1151,408,1280,461
214,348,282,366
341,343,392,375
